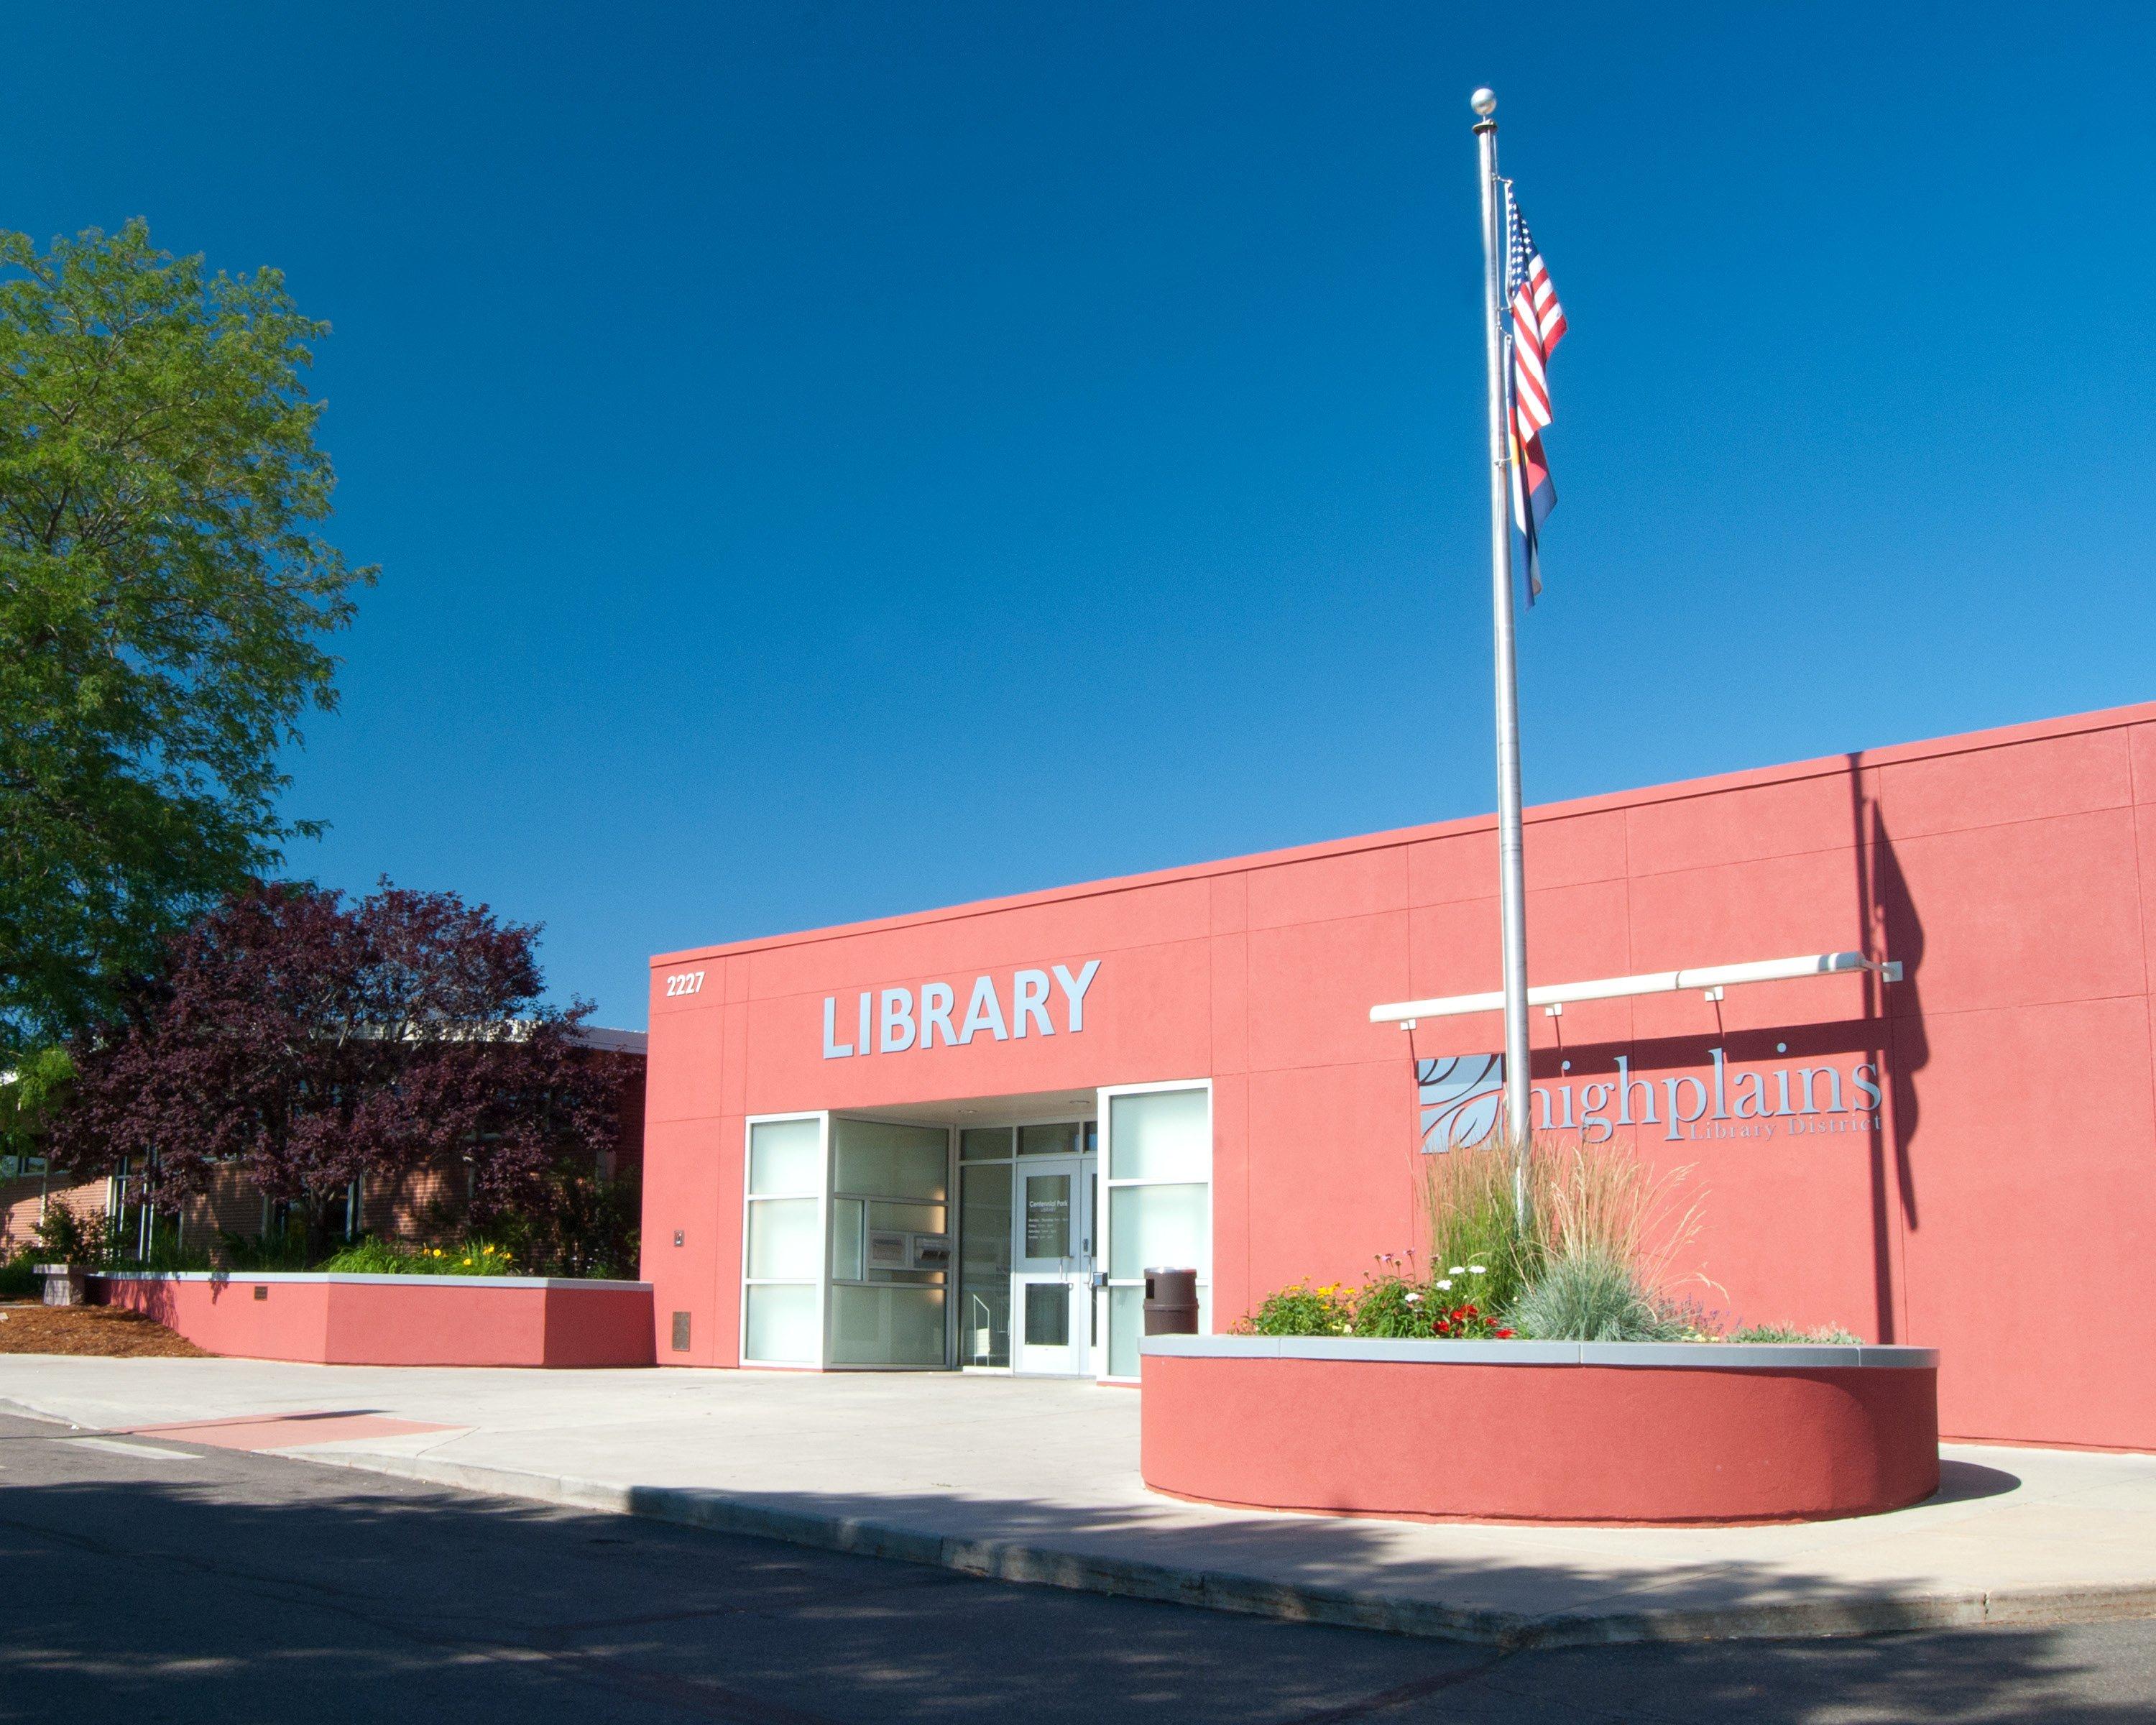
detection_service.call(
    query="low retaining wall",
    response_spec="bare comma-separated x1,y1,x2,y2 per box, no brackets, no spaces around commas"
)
1141,1337,1940,1525
94,1272,655,1368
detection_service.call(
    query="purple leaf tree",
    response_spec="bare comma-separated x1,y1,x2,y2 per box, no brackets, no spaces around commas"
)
58,879,621,1260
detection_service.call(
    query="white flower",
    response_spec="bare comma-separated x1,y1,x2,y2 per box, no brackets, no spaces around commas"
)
1436,1279,1454,1291
1405,1292,1422,1304
1468,1265,1487,1274
1448,1266,1466,1275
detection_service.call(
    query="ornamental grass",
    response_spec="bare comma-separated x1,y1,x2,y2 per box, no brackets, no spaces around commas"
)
1245,1133,1774,1343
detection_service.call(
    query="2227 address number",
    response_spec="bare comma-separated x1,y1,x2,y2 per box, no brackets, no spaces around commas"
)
663,971,706,998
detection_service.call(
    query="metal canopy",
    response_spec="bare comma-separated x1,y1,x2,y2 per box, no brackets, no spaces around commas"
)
1369,950,1902,1026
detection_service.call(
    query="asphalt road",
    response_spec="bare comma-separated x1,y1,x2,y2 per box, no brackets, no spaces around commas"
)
3,1411,2154,1725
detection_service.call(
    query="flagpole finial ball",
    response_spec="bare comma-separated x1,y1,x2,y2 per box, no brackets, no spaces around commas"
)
1470,88,1497,116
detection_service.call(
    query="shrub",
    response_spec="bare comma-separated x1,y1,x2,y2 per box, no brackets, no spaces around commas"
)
220,1225,313,1271
468,1169,641,1279
132,1234,212,1272
32,1202,106,1264
316,1238,518,1276
1503,1246,1687,1342
1243,1280,1355,1336
1240,1261,1514,1340
0,1250,37,1300
1727,1322,1862,1345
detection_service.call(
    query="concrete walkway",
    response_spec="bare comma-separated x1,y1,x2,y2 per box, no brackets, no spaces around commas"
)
4,1356,2154,1648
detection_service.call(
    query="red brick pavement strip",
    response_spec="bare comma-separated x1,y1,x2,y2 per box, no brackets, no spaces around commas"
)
123,1411,461,1450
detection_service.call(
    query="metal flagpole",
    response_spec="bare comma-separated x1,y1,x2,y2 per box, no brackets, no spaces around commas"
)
1470,88,1534,1220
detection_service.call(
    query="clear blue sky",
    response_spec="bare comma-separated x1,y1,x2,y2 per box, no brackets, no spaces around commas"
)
9,4,2152,1027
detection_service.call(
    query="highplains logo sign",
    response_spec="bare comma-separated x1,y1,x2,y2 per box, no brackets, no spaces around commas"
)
1417,1049,1884,1151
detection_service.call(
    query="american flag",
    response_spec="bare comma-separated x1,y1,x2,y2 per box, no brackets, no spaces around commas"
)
1504,181,1565,602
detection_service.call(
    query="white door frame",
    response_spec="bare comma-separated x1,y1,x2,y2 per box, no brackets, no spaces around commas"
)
739,1110,830,1370
954,1113,1097,1374
1010,1150,1095,1375
1095,1079,1213,1383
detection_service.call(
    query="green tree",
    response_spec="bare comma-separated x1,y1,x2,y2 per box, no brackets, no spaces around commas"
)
0,221,369,1044
0,1043,71,1159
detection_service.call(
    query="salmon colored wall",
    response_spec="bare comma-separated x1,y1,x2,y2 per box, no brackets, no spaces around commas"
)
103,1276,333,1359
1141,1353,1941,1524
97,1276,655,1367
642,702,2156,1449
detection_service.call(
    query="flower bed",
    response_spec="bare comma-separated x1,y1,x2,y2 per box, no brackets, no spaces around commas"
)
1139,1335,1940,1525
93,1271,655,1368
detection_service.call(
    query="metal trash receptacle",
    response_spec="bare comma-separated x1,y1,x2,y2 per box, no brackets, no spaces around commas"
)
1143,1266,1199,1335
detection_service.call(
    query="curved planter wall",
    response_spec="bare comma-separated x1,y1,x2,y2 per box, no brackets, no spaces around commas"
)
1141,1337,1940,1525
95,1272,655,1368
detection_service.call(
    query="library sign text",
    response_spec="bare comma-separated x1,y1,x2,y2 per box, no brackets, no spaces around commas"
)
1417,1048,1883,1151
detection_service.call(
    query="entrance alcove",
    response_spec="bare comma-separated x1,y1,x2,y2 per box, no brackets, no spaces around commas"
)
740,1083,1212,1378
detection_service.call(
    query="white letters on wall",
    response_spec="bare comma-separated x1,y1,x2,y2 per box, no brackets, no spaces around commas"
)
821,961,1101,1060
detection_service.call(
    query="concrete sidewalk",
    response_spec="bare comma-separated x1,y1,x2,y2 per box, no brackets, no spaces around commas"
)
4,1355,2154,1649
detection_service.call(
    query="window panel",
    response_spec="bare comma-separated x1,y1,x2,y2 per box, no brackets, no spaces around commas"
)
1018,1121,1080,1156
1108,1183,1209,1280
1108,1285,1143,1379
864,1200,944,1236
1025,1282,1070,1346
959,1127,1014,1162
744,1284,819,1364
1108,1089,1209,1181
830,1197,864,1281
748,1118,821,1196
831,1118,949,1201
959,1163,1013,1367
746,1196,820,1280
829,1285,946,1366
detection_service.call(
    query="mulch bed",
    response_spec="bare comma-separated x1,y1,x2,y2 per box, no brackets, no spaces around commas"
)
0,1301,208,1358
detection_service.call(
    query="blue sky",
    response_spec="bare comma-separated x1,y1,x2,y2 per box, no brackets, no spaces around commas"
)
9,4,2152,1027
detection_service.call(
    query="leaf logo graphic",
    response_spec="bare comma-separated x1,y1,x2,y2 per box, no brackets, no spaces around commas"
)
1416,1054,1504,1152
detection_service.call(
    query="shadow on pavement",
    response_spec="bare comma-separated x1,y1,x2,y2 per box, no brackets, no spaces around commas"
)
1927,1458,2022,1506
1,1438,2149,1725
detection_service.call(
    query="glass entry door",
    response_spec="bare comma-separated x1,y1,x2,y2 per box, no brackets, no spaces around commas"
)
1011,1154,1095,1375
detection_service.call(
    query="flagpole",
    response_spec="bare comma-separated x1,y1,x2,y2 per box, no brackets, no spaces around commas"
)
1471,88,1534,1218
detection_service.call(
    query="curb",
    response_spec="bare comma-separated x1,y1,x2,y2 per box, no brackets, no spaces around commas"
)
231,1445,2156,1650
7,1394,2155,1648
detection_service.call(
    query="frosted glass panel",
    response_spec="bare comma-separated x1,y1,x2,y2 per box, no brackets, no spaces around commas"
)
1108,1285,1143,1378
830,1284,946,1366
1109,1183,1210,1279
749,1118,822,1196
1106,1282,1210,1378
1108,1089,1209,1181
831,1197,864,1280
832,1118,949,1201
745,1284,819,1363
865,1200,944,1236
746,1197,820,1279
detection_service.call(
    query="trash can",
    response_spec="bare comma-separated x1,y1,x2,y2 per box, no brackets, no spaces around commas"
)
1143,1266,1199,1335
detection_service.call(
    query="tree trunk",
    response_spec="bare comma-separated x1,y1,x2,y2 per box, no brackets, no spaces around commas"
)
300,1197,338,1267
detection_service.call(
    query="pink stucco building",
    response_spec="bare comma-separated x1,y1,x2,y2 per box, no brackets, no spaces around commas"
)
640,700,2156,1453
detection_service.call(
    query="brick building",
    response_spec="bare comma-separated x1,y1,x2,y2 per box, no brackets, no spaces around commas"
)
1,1028,645,1263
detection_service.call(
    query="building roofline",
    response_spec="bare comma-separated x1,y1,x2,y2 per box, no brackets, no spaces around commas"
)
651,697,2156,969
